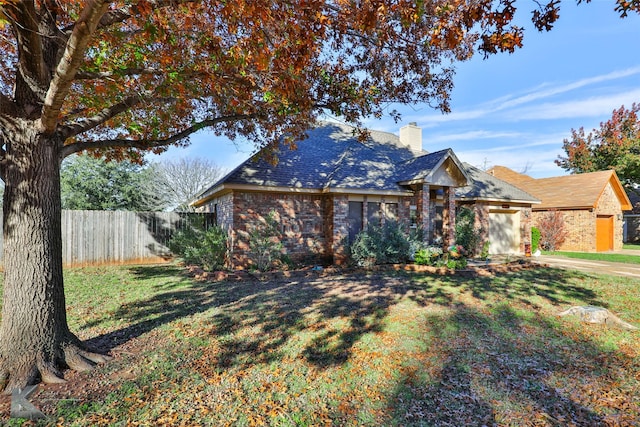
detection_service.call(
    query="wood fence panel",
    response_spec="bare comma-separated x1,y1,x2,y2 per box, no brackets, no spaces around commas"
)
0,210,212,267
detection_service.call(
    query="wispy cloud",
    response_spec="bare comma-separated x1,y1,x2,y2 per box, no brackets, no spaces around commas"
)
495,66,640,111
415,66,640,125
508,88,640,121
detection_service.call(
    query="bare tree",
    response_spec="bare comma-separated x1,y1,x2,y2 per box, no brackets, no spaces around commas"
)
153,158,226,211
518,161,534,175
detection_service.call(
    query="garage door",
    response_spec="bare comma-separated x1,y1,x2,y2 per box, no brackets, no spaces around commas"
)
488,210,520,254
596,215,613,252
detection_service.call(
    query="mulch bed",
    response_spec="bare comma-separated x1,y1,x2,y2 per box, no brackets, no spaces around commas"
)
184,258,543,283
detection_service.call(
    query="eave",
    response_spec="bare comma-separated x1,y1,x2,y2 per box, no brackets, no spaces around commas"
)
192,183,414,207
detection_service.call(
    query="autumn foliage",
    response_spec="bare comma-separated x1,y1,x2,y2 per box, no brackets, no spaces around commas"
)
2,0,632,162
556,103,640,191
536,210,569,251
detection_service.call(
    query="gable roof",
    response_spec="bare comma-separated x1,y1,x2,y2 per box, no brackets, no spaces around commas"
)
194,122,470,205
487,166,632,211
456,164,540,204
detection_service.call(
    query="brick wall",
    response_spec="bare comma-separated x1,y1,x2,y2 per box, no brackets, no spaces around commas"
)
443,187,456,247
535,210,593,252
231,192,327,267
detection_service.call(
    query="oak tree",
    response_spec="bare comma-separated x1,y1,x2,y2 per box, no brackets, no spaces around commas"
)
556,103,640,192
0,0,637,392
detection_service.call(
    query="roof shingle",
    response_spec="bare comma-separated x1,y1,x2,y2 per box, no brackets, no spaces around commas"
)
488,166,632,210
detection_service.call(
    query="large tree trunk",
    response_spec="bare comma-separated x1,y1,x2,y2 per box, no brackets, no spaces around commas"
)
0,121,108,392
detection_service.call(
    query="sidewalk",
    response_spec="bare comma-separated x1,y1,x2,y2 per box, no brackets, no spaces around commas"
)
531,250,640,278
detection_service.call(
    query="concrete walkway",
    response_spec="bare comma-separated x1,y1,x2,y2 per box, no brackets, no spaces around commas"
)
532,249,640,278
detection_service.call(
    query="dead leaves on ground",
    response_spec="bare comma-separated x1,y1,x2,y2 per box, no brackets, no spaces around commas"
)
8,268,640,426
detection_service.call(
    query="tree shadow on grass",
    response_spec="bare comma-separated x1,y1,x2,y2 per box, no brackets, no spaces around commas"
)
208,272,396,369
79,264,635,424
390,302,634,425
421,266,605,308
86,266,607,366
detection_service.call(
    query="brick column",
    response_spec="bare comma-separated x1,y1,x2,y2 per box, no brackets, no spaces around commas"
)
442,187,456,248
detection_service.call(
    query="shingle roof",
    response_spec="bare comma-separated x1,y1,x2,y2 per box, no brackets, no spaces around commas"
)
487,166,632,210
198,122,461,198
456,164,540,203
195,123,541,209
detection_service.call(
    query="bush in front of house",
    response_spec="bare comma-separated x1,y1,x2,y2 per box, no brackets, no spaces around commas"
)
537,210,569,251
531,226,541,252
168,219,228,271
454,206,483,256
247,210,285,272
414,244,468,269
414,245,443,265
349,221,413,267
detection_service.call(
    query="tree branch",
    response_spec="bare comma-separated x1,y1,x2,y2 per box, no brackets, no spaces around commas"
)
74,68,164,80
40,0,109,134
58,95,145,139
3,1,49,104
0,93,16,116
59,114,254,158
96,0,199,30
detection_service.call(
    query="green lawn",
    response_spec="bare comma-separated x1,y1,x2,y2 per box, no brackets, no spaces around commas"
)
546,250,640,264
2,263,639,426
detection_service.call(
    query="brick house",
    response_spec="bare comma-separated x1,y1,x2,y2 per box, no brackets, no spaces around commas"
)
488,166,632,252
192,122,539,267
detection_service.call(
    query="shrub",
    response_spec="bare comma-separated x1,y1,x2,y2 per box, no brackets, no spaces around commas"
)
446,257,467,269
480,241,490,260
537,210,569,251
248,210,284,272
455,206,483,256
168,219,228,271
349,221,413,267
414,246,443,265
531,227,541,252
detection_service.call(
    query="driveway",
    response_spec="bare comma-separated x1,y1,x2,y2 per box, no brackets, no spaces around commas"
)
532,250,640,278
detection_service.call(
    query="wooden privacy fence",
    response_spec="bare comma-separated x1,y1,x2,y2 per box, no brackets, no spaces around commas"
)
0,210,214,267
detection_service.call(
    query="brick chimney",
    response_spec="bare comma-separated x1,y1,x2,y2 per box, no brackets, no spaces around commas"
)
399,122,422,152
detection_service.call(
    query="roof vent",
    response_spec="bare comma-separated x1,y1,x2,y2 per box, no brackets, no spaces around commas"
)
399,123,422,152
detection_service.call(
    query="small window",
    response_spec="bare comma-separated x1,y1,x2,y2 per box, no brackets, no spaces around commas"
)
409,205,417,228
385,203,398,222
367,202,382,227
348,201,363,242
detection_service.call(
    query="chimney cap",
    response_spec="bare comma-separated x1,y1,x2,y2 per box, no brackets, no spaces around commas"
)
408,121,417,126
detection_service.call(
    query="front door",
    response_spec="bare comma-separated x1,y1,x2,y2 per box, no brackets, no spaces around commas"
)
596,215,614,252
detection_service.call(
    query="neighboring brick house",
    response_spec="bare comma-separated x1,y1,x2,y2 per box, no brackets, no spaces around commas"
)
488,166,632,252
192,122,539,267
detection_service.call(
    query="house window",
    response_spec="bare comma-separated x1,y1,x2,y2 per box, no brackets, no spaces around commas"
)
409,205,417,228
213,203,218,226
385,203,398,222
367,202,381,227
348,201,363,242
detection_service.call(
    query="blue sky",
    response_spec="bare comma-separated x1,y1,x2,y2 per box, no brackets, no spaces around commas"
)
155,0,640,179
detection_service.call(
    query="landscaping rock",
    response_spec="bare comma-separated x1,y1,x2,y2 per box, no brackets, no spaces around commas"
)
558,306,638,331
